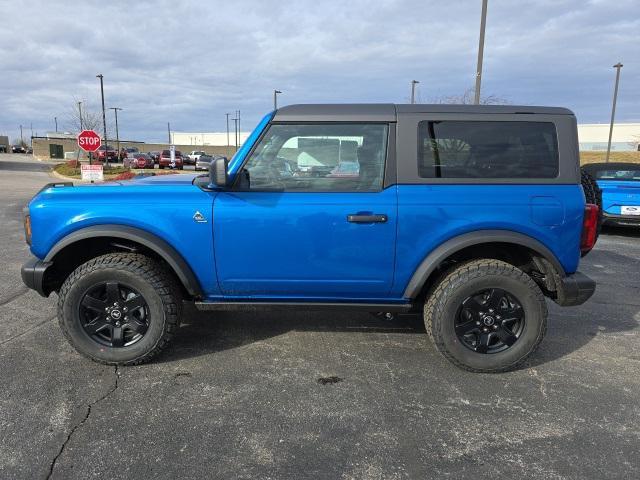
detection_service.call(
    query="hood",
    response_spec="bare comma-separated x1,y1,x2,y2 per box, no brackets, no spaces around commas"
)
117,173,200,186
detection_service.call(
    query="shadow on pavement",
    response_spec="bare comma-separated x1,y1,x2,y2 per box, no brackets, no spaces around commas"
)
158,299,638,370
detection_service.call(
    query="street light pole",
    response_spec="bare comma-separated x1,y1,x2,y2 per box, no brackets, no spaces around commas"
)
167,122,171,144
274,90,282,110
20,125,23,144
54,116,58,133
605,62,623,163
109,107,122,159
410,80,420,104
78,101,83,130
96,74,108,166
474,0,489,105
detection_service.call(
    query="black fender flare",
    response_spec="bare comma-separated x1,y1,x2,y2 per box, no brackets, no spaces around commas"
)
403,230,566,299
44,224,203,298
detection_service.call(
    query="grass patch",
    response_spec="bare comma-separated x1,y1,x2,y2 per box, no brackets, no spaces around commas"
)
54,161,184,180
581,151,640,165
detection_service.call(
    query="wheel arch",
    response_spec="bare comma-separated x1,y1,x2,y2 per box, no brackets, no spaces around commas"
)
403,230,566,300
43,225,203,298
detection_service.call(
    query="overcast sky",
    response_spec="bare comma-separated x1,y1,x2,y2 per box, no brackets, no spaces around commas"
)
0,0,638,143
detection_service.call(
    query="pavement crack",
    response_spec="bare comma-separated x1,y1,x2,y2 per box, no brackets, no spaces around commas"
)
0,316,55,346
0,285,28,307
527,367,548,398
46,365,119,480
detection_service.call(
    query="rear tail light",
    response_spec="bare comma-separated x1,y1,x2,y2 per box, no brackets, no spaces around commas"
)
580,203,599,254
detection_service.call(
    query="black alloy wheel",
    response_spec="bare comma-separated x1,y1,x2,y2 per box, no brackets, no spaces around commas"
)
455,288,525,354
79,281,150,348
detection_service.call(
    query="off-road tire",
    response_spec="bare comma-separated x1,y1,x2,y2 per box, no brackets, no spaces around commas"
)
424,259,547,373
581,167,603,249
57,253,181,365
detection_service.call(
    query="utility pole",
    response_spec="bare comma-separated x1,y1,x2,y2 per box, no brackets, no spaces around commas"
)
96,74,108,166
78,101,83,130
20,125,23,144
237,110,241,147
225,113,230,151
606,62,624,163
474,0,489,105
232,116,239,152
274,90,282,110
54,116,58,132
30,123,33,146
167,122,171,144
410,80,420,104
109,107,122,158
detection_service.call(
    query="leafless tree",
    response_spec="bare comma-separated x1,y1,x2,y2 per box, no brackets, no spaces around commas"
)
434,86,510,105
65,97,112,138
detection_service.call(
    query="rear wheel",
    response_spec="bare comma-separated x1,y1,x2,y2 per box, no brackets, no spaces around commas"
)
57,253,181,365
424,259,547,373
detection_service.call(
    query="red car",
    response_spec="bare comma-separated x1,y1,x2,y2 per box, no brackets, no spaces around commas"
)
158,150,184,169
124,153,154,169
95,145,118,162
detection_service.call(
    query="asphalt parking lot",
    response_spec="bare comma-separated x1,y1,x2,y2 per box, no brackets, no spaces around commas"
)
0,153,638,479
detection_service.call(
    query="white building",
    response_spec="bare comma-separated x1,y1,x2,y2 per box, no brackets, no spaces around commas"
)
578,123,640,151
170,132,251,147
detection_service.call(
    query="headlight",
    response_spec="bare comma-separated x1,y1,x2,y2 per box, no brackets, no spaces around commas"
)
23,209,31,245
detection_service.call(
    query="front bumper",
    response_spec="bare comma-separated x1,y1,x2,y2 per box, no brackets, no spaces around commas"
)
21,256,53,297
554,271,595,307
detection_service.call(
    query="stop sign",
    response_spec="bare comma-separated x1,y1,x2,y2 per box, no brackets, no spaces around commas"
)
77,130,102,152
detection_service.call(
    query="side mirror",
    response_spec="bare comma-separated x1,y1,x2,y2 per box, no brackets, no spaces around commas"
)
209,157,228,187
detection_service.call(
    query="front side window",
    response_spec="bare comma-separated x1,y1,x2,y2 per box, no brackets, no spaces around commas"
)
240,123,388,191
418,121,559,179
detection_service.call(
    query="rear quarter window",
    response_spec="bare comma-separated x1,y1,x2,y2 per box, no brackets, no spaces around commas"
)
417,121,559,179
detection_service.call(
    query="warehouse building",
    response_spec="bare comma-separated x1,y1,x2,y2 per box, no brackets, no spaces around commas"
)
578,123,640,151
170,132,250,147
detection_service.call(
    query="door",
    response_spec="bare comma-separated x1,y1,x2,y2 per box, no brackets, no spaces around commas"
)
213,122,397,299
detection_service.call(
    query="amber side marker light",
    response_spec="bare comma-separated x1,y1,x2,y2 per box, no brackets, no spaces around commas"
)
24,214,32,245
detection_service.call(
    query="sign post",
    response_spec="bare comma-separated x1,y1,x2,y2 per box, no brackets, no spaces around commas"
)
169,145,176,169
77,130,103,182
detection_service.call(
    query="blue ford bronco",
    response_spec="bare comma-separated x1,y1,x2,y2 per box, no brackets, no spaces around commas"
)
22,104,600,372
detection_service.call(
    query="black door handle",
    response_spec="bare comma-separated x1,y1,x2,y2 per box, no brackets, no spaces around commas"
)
347,214,388,223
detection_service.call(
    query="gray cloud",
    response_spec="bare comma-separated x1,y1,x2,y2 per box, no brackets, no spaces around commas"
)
0,0,638,142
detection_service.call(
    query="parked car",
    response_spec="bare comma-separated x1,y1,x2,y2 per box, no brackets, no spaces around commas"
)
12,145,26,153
21,103,598,372
124,153,154,169
158,149,184,169
95,145,118,163
148,151,161,164
26,146,33,154
195,154,228,171
186,151,206,165
583,162,640,227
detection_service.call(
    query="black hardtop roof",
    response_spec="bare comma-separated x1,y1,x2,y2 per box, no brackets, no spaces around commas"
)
273,103,574,122
583,162,640,171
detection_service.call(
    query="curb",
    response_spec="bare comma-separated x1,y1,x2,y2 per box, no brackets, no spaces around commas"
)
49,168,93,184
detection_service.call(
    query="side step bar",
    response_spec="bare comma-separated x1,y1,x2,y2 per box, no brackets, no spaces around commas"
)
194,301,413,312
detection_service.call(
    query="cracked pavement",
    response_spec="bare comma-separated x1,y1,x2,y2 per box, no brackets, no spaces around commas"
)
0,154,639,479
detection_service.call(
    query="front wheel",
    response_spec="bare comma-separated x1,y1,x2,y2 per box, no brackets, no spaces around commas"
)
424,259,547,373
57,253,181,365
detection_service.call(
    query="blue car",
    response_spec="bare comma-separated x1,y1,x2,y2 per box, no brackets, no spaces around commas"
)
584,162,640,227
21,104,599,372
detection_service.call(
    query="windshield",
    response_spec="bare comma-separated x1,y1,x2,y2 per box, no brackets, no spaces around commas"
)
586,164,640,182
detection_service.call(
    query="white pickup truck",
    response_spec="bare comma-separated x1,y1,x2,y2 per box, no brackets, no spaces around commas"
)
187,151,206,165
